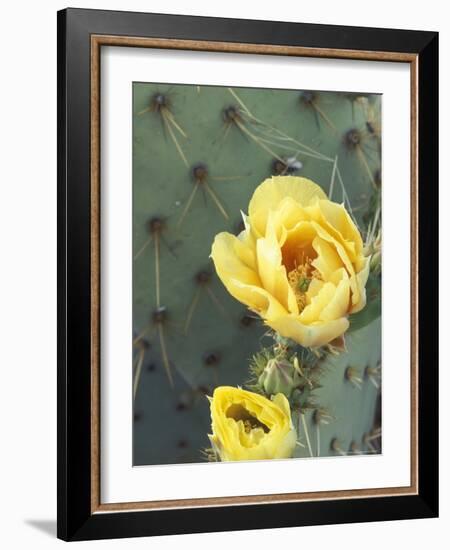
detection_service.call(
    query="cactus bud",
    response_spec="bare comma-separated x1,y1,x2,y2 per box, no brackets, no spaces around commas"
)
370,250,381,275
258,357,302,398
366,230,381,275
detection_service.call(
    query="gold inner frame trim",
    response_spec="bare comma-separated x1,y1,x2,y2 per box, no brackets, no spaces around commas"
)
90,34,419,514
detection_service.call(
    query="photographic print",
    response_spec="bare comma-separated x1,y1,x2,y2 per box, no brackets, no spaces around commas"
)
132,83,382,466
58,10,438,540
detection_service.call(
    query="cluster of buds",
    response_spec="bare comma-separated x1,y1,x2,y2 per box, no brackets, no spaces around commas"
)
248,333,323,409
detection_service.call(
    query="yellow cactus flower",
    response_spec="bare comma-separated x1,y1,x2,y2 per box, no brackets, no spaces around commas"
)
208,386,297,461
211,176,370,348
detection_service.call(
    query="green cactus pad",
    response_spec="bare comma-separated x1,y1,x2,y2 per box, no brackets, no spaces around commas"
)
132,82,382,465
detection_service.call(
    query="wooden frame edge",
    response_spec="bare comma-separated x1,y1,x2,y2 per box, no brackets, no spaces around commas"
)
95,485,417,513
91,34,417,62
89,34,419,514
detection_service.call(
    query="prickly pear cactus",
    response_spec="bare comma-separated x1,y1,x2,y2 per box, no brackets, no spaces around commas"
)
132,83,382,465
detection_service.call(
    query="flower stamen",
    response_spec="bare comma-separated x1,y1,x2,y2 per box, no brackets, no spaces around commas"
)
288,258,321,312
226,403,270,434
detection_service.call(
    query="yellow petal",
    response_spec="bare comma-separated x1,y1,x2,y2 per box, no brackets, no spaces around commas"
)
237,214,257,256
236,230,258,270
249,176,327,237
271,393,292,418
273,197,309,231
210,232,264,311
319,272,350,321
271,428,298,459
267,314,349,348
300,282,336,324
307,278,325,298
310,221,361,306
210,389,234,450
307,200,363,261
311,236,343,280
256,214,298,314
223,278,290,327
350,256,371,313
319,199,364,256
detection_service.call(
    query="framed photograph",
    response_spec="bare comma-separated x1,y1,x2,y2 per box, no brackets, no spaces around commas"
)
57,8,438,541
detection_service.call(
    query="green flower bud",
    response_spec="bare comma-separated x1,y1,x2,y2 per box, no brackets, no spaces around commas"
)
370,250,381,274
364,229,381,276
258,357,302,398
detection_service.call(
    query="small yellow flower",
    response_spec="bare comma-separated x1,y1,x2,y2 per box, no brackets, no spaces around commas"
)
208,386,297,461
211,176,370,348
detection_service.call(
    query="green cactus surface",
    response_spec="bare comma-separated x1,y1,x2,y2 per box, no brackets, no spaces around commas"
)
132,82,382,465
293,318,381,458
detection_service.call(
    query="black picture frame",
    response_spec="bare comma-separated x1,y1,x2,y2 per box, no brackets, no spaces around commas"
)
57,7,438,541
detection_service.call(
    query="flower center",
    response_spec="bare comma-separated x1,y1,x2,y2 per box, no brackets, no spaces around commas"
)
226,403,270,433
288,257,321,312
